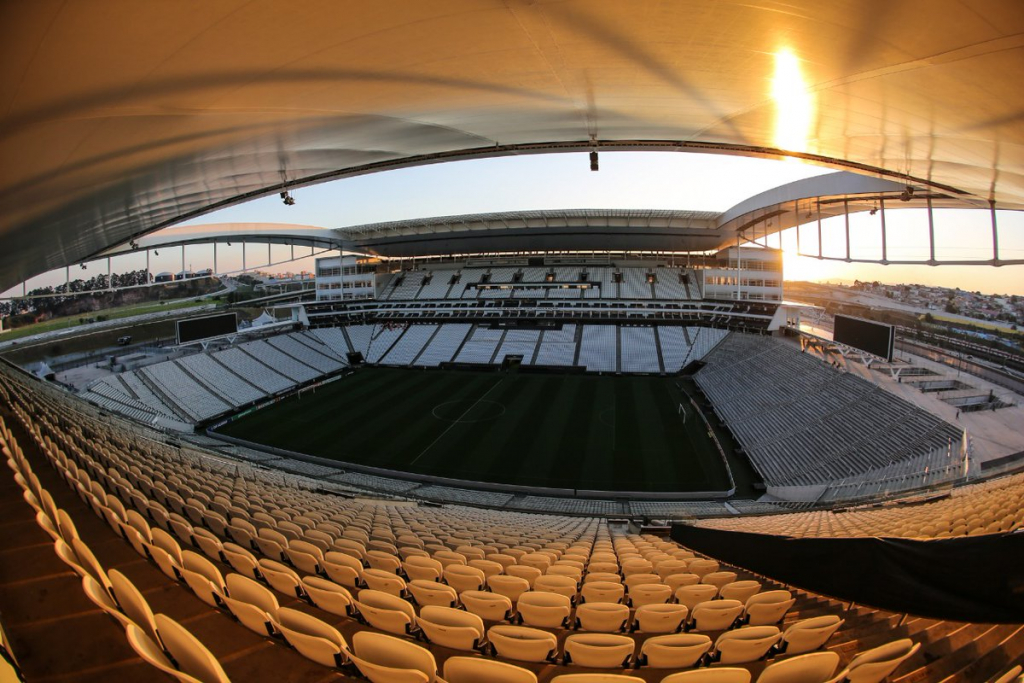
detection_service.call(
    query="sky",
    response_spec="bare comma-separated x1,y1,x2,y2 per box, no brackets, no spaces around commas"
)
7,152,1024,297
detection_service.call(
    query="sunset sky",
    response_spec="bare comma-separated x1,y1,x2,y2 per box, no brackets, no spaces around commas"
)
8,152,1024,297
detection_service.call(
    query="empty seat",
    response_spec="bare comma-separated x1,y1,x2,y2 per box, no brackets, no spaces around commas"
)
563,633,635,668
757,651,840,683
404,556,443,582
779,616,844,655
153,613,231,683
744,591,795,626
639,633,712,668
676,584,719,610
408,580,458,608
363,567,408,596
301,575,354,617
629,583,673,607
831,639,921,683
181,550,226,608
550,676,644,683
220,573,279,637
488,574,532,603
444,564,486,593
82,574,132,631
719,580,761,604
350,630,439,683
665,573,702,592
258,558,303,599
444,656,537,683
354,589,417,635
507,564,543,586
517,590,572,629
713,626,781,664
274,606,349,668
461,589,513,621
687,559,720,578
575,602,630,632
125,623,188,682
581,581,625,604
417,605,485,651
322,551,363,588
109,569,159,645
488,624,558,662
633,603,689,634
689,599,744,631
701,571,738,590
661,669,751,683
534,574,578,600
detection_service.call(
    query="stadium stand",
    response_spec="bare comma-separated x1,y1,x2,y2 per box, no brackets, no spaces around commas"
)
381,324,440,366
494,329,542,365
621,327,661,373
696,471,1024,539
415,323,473,366
214,347,294,394
535,325,579,367
238,340,319,384
659,327,693,372
2,364,1021,682
310,327,353,357
455,325,505,364
694,335,962,487
578,325,618,372
176,354,265,407
142,362,231,421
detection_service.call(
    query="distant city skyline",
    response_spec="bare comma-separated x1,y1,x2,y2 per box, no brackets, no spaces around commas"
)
6,152,1024,298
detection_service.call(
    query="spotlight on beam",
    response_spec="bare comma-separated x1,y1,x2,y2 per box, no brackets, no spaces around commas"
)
280,191,296,206
900,186,915,202
869,207,878,216
589,151,599,172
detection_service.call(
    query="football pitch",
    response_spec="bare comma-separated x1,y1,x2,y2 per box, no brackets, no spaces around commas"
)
215,367,734,493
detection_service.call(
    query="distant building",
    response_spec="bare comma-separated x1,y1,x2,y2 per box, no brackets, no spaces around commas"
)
315,255,377,301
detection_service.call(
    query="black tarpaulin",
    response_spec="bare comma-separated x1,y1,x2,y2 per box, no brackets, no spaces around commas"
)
671,524,1024,623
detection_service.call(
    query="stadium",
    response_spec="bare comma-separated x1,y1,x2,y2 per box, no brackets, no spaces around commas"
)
1,3,1023,683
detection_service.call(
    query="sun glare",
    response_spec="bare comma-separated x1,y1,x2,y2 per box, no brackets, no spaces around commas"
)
771,48,816,154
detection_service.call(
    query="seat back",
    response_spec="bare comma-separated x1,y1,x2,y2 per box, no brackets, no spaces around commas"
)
418,605,484,651
352,631,437,681
109,569,159,644
564,633,635,668
633,603,688,634
275,606,348,668
781,615,844,655
575,602,630,632
845,639,921,683
757,651,840,683
443,656,537,683
640,633,712,669
660,668,751,683
691,599,744,631
714,626,781,664
675,584,718,610
460,589,513,621
124,623,178,679
487,624,558,663
154,614,230,683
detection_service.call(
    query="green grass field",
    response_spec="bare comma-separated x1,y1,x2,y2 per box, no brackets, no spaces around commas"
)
216,367,734,493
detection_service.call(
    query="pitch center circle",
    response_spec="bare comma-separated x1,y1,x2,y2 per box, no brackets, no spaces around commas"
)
432,400,506,423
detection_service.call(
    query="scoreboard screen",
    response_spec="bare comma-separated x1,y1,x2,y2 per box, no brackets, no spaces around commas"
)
176,313,237,345
833,314,894,361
